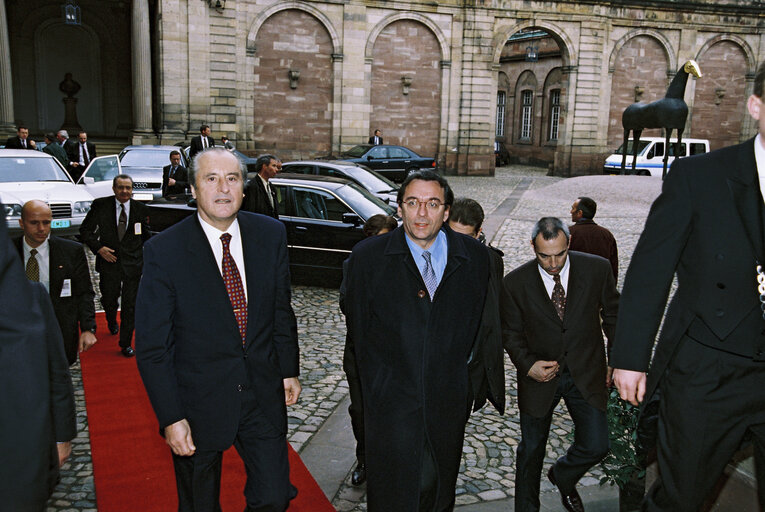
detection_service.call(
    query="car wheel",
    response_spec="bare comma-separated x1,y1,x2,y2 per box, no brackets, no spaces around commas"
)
638,170,651,176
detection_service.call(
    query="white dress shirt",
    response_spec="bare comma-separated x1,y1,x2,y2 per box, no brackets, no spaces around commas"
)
115,198,130,225
537,254,571,299
197,214,248,301
23,237,51,292
754,134,765,203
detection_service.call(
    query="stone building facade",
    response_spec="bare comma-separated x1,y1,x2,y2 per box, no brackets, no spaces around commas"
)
1,0,762,176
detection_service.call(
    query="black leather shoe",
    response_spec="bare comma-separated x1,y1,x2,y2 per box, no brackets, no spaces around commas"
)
121,346,135,357
548,466,584,512
351,462,366,486
108,322,119,335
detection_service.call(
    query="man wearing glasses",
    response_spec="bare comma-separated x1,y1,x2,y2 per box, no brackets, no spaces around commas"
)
343,170,491,512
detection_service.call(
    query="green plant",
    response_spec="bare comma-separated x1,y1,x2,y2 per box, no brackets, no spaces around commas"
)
599,387,646,488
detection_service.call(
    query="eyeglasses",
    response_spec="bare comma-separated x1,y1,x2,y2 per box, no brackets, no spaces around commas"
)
401,199,445,211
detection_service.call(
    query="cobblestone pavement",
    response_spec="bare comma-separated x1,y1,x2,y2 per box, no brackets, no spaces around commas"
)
47,166,663,511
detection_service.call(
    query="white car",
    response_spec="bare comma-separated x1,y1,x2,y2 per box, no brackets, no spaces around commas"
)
0,149,94,237
603,137,710,176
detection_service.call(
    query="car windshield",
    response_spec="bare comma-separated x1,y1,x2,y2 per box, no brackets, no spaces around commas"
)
349,167,399,193
614,140,651,156
341,182,397,218
340,145,372,158
0,156,71,183
120,149,174,167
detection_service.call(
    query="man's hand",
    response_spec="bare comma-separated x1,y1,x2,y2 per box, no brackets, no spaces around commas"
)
168,177,176,186
284,377,301,406
29,140,37,149
79,330,97,353
606,366,614,387
613,369,646,406
97,246,117,263
527,360,559,383
164,419,196,456
57,441,72,467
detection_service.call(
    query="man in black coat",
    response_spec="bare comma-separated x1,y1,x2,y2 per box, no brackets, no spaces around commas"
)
16,200,97,365
66,131,96,182
0,203,76,511
43,132,68,168
613,61,765,511
242,154,280,218
568,197,618,280
162,150,189,197
502,217,618,512
80,175,150,357
368,129,383,145
188,124,215,160
344,170,491,511
5,125,37,150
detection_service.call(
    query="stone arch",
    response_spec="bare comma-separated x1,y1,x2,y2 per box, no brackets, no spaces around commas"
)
365,13,450,63
608,29,676,74
695,34,756,74
491,21,575,69
246,1,341,56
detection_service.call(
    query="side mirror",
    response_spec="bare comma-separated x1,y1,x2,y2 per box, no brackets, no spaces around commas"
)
82,176,95,184
342,212,362,226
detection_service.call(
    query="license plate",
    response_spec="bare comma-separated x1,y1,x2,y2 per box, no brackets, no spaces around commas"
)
51,219,70,229
133,193,154,201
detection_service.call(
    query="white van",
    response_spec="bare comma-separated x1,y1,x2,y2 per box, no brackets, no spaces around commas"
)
603,137,710,177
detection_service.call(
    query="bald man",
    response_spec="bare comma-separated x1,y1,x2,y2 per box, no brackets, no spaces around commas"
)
15,200,97,365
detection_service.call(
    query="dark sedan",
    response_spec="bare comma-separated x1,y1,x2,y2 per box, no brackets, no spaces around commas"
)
331,144,435,182
146,174,398,286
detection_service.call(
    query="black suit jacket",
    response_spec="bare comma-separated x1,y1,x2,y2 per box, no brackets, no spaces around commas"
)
5,136,36,149
66,141,96,167
14,236,96,365
79,196,151,278
136,212,299,451
368,136,383,145
243,176,279,219
501,251,619,418
611,138,765,402
0,205,75,511
162,164,189,196
189,135,215,159
569,220,619,279
344,227,490,511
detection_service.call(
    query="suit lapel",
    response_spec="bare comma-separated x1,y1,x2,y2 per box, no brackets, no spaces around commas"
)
47,237,64,300
239,214,263,348
529,267,562,324
385,228,425,289
561,254,585,327
726,139,765,263
106,198,119,241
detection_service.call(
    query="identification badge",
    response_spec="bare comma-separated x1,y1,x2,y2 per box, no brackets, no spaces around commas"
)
134,222,142,235
61,279,72,297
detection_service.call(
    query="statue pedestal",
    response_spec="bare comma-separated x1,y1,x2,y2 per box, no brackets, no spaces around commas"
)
60,97,82,134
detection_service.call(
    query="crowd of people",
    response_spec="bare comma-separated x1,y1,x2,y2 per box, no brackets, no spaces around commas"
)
1,60,764,512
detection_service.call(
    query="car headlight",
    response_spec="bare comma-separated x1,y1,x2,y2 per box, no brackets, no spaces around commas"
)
4,203,22,218
73,201,92,214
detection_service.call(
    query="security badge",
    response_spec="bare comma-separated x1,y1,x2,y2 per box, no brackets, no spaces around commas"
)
758,265,765,320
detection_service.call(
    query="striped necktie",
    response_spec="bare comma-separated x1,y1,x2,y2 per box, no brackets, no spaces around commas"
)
422,251,438,301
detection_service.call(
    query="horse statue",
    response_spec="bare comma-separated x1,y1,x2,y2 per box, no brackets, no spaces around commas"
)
620,60,702,178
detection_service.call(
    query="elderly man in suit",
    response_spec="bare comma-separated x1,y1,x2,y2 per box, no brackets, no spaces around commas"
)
5,125,37,150
16,200,97,365
243,154,281,219
344,170,491,511
502,217,618,512
43,132,68,168
189,124,215,160
568,197,618,280
612,61,765,511
66,131,96,182
80,175,150,357
0,203,76,512
136,148,300,512
368,129,383,145
162,150,189,197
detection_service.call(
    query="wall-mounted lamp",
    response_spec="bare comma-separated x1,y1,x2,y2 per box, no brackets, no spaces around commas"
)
206,0,225,12
525,45,539,62
634,85,645,102
62,0,81,25
715,87,725,105
288,69,300,89
401,76,412,95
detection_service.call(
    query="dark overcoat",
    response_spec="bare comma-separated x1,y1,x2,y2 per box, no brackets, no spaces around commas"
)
344,226,490,511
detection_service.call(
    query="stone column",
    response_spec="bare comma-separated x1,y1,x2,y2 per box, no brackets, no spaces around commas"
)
0,0,15,135
131,0,154,143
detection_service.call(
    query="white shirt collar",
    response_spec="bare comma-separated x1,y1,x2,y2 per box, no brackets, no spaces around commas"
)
537,252,571,297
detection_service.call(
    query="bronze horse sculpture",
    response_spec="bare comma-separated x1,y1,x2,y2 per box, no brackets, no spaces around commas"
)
621,60,702,178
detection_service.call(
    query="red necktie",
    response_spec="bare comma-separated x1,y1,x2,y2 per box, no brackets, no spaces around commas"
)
220,233,247,344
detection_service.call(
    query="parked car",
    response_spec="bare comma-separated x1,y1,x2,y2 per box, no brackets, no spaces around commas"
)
603,137,710,176
146,174,398,285
494,141,510,167
181,145,260,178
0,149,94,237
329,144,436,182
281,160,399,206
78,145,190,200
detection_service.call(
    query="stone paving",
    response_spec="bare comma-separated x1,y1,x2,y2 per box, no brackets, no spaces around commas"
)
47,166,663,511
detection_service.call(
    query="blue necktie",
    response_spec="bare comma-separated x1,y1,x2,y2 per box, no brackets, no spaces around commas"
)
422,251,438,301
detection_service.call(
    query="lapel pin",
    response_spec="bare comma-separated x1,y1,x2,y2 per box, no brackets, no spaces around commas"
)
417,290,427,299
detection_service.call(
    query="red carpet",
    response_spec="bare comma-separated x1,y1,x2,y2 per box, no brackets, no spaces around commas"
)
80,312,335,511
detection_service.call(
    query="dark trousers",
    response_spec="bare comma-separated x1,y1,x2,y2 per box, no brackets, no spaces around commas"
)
99,267,139,348
515,370,609,512
343,338,365,463
643,336,765,512
171,394,295,512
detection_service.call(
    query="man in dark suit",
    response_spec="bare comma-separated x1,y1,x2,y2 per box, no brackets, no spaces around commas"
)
368,129,383,145
66,131,96,182
136,148,301,511
16,200,97,365
344,171,491,511
0,203,76,511
80,175,150,357
5,125,37,150
162,150,189,197
242,154,280,218
613,61,765,511
43,132,68,168
502,217,618,512
188,124,215,160
569,197,618,279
